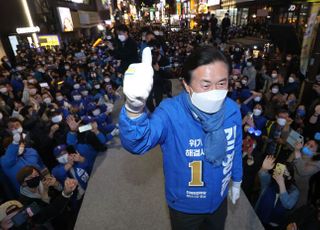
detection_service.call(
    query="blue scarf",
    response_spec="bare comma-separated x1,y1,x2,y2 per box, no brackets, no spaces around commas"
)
183,91,227,166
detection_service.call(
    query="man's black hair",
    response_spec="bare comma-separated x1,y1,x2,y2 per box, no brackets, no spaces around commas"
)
182,45,229,85
116,24,129,33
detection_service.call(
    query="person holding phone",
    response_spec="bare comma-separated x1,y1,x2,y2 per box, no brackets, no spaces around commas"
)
287,140,320,208
1,172,77,230
255,155,299,229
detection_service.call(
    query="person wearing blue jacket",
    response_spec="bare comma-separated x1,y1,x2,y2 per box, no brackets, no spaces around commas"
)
119,46,243,229
255,155,299,229
52,144,89,201
66,115,108,173
0,140,47,194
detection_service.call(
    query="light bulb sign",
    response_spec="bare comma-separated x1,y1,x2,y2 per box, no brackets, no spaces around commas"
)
16,26,40,34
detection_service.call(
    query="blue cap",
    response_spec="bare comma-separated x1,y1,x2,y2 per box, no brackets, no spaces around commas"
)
87,102,97,112
315,132,320,141
82,115,95,125
53,144,67,157
71,90,81,96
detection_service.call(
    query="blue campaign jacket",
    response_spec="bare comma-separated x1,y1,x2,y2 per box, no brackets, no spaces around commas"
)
119,91,243,214
0,144,46,193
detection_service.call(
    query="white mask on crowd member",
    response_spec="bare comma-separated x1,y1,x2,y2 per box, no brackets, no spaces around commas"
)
241,80,247,85
56,96,63,101
81,90,89,96
57,154,69,164
288,77,295,83
52,115,62,123
277,118,287,126
247,62,252,67
271,73,277,78
94,84,100,89
0,112,3,120
73,95,82,101
92,109,101,116
12,127,23,135
43,98,52,105
118,35,126,42
73,84,80,90
191,90,228,114
104,77,111,83
253,109,262,116
271,87,279,94
254,96,261,102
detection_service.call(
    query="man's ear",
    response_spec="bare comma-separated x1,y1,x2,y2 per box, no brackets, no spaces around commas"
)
182,80,191,94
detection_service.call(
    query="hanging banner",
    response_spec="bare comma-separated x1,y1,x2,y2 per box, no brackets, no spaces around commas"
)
300,3,320,75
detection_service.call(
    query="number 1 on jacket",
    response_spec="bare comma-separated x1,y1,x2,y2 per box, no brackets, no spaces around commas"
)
188,160,204,186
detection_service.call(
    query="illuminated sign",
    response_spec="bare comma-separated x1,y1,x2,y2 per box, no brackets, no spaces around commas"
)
38,35,60,47
57,7,74,32
16,26,40,34
207,0,220,6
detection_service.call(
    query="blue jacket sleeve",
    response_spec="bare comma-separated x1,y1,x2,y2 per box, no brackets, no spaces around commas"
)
119,106,167,154
279,185,299,209
258,170,271,191
96,132,107,145
67,132,78,145
231,110,243,182
1,144,19,168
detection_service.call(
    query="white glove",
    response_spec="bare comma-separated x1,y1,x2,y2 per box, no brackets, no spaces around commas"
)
228,181,241,205
123,47,154,113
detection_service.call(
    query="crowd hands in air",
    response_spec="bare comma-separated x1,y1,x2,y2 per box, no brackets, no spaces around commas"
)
0,21,319,229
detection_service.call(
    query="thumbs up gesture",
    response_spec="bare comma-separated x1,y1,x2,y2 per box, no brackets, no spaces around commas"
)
123,47,154,114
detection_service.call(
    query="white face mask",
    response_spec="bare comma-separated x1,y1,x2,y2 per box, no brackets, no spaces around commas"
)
74,84,80,89
94,84,100,89
277,118,287,126
254,96,261,102
118,35,126,42
253,109,262,116
247,62,252,67
73,95,81,101
43,98,52,104
12,127,23,135
104,77,111,83
190,89,228,114
56,95,63,101
81,90,89,96
0,87,8,94
52,115,62,123
271,87,279,94
241,80,247,85
57,154,69,164
64,66,70,70
92,109,101,116
271,73,277,78
0,112,3,120
288,77,295,83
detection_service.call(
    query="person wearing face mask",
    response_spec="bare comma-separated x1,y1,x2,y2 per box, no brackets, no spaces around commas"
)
14,166,78,229
287,140,320,209
0,83,15,109
255,155,299,229
52,145,89,202
108,24,139,74
242,58,257,90
79,86,93,107
282,74,300,95
263,109,292,158
1,56,13,71
0,135,47,194
119,46,243,229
